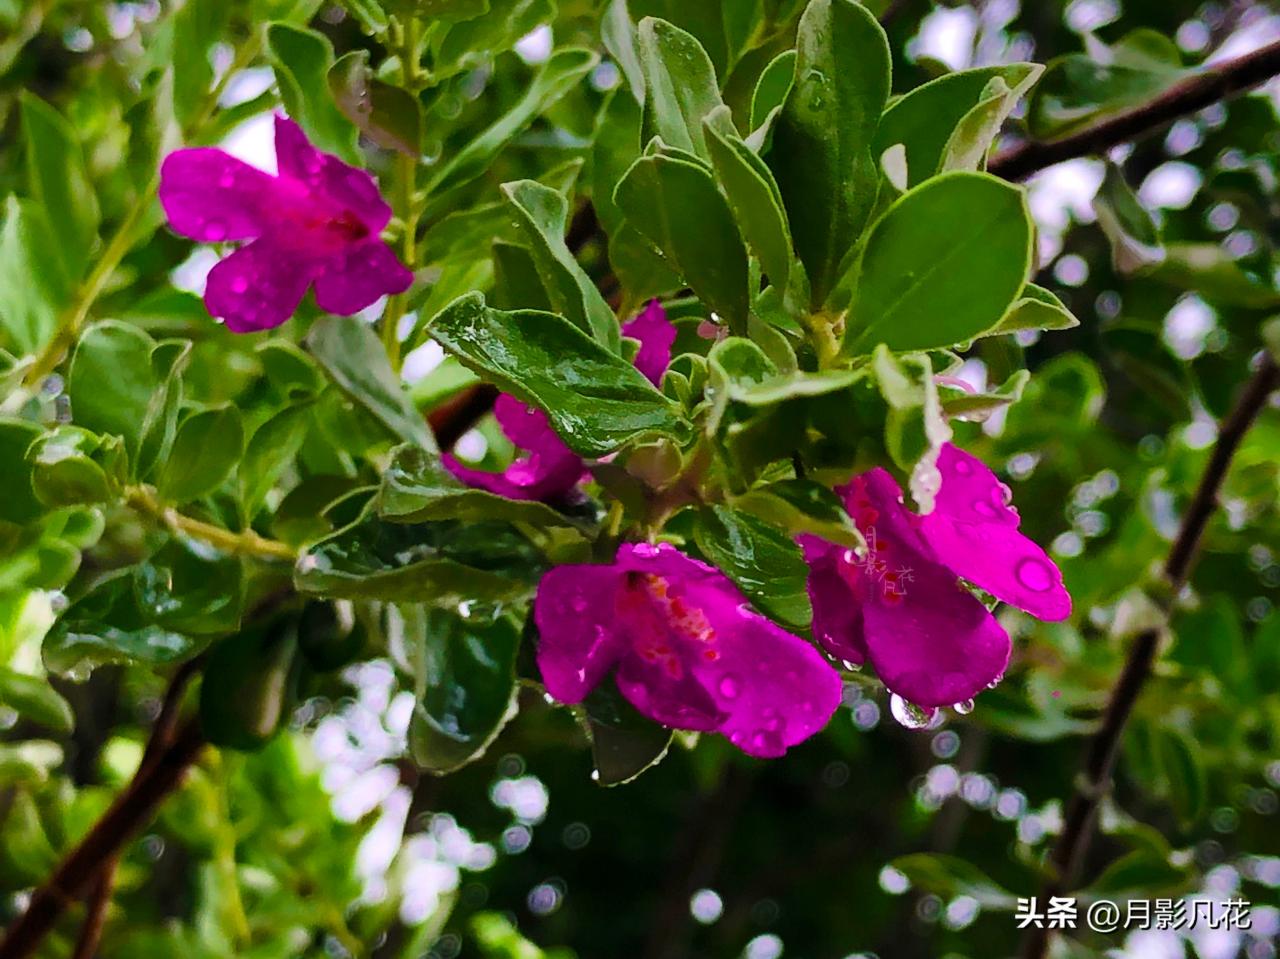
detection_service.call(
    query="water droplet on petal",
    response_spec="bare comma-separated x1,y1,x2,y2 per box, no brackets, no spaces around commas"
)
1015,558,1054,592
218,171,235,189
889,693,933,730
972,500,998,518
953,458,972,475
953,698,975,715
205,220,227,241
570,596,588,613
230,276,249,294
718,675,741,699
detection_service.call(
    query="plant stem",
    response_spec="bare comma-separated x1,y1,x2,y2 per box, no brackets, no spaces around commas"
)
990,38,1280,180
0,715,207,959
381,14,424,373
125,486,297,563
1019,355,1280,959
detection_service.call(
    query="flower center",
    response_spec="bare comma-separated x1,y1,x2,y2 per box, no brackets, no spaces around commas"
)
619,573,720,679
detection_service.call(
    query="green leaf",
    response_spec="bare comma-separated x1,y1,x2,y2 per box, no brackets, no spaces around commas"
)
67,321,160,456
170,0,230,128
637,17,725,160
749,49,796,136
939,71,1042,174
768,0,889,305
844,172,1033,354
872,347,951,511
27,427,123,507
157,405,244,503
305,316,437,451
428,294,689,458
732,479,863,548
1094,162,1163,273
704,112,793,290
43,576,203,678
134,538,245,636
20,93,99,284
328,50,422,155
0,668,74,734
602,0,645,104
266,22,360,163
1027,36,1186,140
378,444,592,539
615,152,749,330
240,402,312,518
889,854,1019,910
985,283,1080,337
201,620,300,751
427,49,597,198
500,179,620,351
693,504,811,628
135,339,191,482
874,64,1041,187
0,418,48,525
579,677,673,786
297,510,540,604
409,610,520,774
433,0,556,78
1158,728,1207,826
710,337,859,407
939,369,1030,420
0,197,70,354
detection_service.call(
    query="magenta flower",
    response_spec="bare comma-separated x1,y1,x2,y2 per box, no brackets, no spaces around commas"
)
535,542,841,758
159,115,412,332
800,444,1070,709
444,301,675,501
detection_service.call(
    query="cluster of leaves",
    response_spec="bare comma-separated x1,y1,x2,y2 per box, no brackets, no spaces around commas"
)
1,0,1279,957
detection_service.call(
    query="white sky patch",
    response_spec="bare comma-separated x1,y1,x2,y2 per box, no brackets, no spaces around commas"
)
219,66,275,108
1208,11,1280,65
1025,159,1105,264
170,247,219,295
1163,295,1217,359
910,6,979,70
220,110,277,173
401,340,445,383
1064,0,1119,34
515,24,553,64
1138,161,1202,210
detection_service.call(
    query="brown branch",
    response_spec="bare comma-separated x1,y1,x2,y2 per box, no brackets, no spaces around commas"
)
69,868,113,959
1020,355,1280,959
991,38,1280,181
0,707,207,959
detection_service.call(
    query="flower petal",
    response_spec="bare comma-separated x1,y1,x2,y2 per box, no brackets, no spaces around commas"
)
203,240,317,333
159,148,278,242
798,535,867,666
621,300,676,386
615,543,841,757
534,565,627,703
274,115,392,232
840,469,1010,707
312,239,412,315
861,553,1011,708
443,396,584,501
920,444,1071,621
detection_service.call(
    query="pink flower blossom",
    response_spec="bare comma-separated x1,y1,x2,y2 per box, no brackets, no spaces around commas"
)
159,115,411,332
800,444,1070,708
535,542,841,757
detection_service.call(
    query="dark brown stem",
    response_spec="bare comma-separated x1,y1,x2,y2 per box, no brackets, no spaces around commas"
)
0,716,206,959
69,867,114,959
991,38,1280,181
1020,355,1279,959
